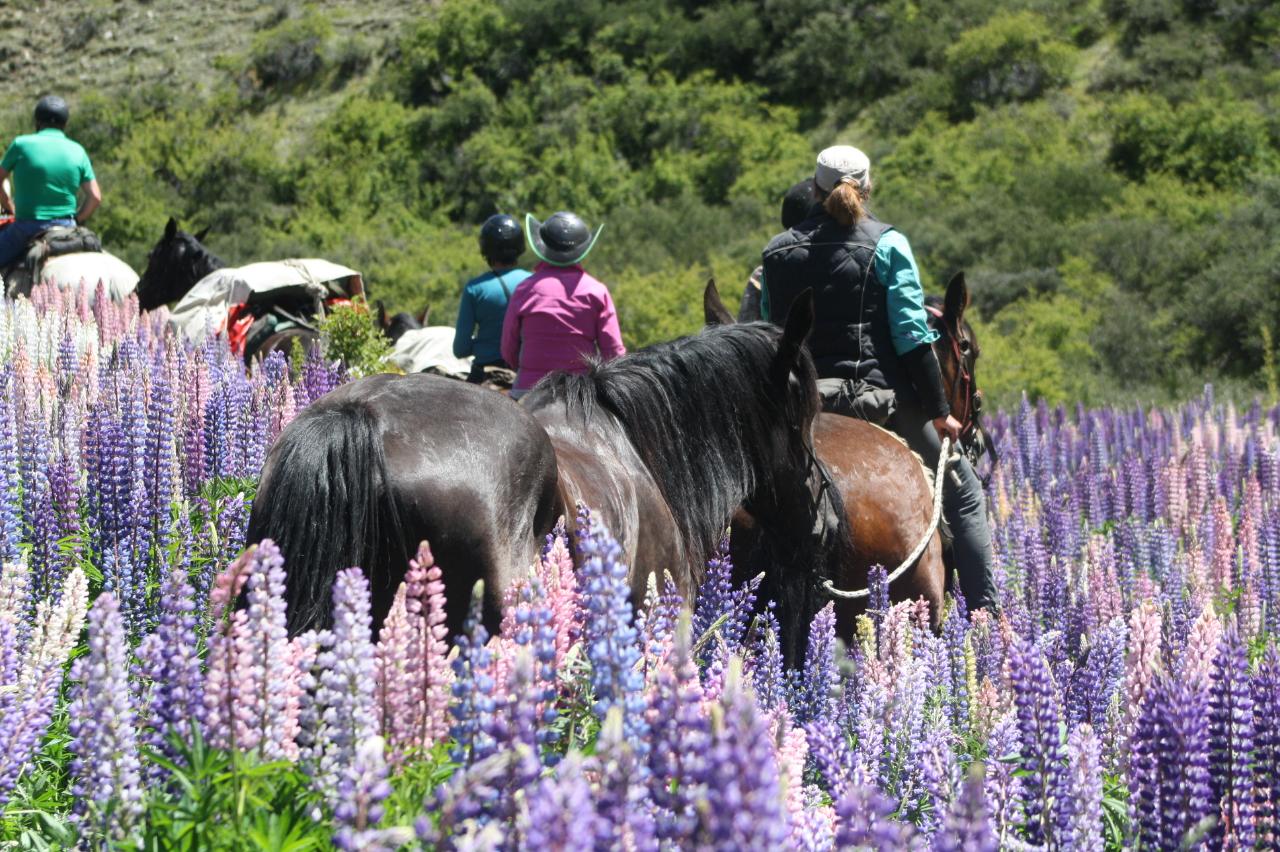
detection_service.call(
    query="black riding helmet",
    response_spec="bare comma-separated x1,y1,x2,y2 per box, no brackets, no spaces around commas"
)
479,213,524,264
781,178,816,229
34,96,69,129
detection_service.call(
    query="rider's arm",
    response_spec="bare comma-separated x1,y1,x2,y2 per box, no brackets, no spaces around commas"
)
75,179,101,225
452,286,475,359
875,230,939,355
595,288,626,360
0,166,12,216
875,230,950,423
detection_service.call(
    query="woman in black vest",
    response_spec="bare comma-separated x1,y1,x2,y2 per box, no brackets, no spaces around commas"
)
761,145,995,612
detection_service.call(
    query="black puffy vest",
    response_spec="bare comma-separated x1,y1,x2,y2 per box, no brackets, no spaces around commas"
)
762,212,909,398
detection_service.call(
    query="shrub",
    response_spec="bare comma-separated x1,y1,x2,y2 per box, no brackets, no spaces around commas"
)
317,300,395,377
945,12,1076,117
246,8,334,92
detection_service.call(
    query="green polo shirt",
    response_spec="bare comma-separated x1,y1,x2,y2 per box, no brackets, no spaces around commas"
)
0,128,95,220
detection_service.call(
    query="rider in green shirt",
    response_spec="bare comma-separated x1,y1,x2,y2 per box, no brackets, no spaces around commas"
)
0,96,101,268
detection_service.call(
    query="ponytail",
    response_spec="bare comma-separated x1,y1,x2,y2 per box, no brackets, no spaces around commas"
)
823,181,866,227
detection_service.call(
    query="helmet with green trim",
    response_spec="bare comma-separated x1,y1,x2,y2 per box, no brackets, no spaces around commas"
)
524,212,603,267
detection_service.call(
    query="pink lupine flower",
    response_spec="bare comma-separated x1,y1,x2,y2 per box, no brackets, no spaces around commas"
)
1121,599,1162,758
1180,604,1221,691
375,541,452,762
537,523,581,666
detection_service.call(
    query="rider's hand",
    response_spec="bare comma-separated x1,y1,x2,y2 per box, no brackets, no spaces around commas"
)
933,414,961,445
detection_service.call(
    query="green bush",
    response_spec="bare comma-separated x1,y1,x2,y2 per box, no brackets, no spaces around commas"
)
246,8,335,92
945,12,1077,117
317,300,395,377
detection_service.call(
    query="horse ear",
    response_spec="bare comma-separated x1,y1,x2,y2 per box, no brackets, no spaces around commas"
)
771,289,813,384
944,272,969,324
164,217,178,241
374,300,388,329
193,226,210,243
418,305,431,326
703,278,734,326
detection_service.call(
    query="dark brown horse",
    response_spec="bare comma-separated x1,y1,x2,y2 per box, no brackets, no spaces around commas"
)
710,273,987,633
249,300,843,660
246,373,562,637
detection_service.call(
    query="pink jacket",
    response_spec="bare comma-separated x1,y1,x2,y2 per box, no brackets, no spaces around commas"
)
500,262,626,391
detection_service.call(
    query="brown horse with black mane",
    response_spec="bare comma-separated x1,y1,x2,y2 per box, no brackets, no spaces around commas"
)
711,271,990,634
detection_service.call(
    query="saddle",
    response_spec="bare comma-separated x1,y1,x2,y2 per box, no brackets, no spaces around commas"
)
2,226,103,297
816,377,897,425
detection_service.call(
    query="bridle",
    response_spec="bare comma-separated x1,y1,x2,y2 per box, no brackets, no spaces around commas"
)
925,304,979,442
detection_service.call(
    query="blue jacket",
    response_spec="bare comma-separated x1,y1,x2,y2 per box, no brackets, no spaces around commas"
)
453,268,530,364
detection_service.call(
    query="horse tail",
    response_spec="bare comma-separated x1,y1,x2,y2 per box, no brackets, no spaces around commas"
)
245,398,405,636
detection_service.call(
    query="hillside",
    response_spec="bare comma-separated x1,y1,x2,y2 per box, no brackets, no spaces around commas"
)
0,1,415,109
1,0,1277,407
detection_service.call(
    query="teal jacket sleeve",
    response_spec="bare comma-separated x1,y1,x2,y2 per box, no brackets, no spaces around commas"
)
874,229,939,355
453,287,476,359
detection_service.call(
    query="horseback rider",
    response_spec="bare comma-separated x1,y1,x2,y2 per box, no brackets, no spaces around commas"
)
501,211,625,400
760,145,996,612
454,213,530,384
739,179,817,322
0,96,101,270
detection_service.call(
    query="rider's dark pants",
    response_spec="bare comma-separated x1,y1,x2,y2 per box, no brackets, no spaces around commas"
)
888,400,997,612
0,218,75,269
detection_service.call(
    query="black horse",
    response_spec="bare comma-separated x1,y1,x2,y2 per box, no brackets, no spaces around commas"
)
524,291,848,661
248,293,845,659
375,300,428,344
136,217,223,312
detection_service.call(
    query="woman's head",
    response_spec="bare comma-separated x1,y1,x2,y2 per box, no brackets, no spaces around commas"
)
813,145,872,228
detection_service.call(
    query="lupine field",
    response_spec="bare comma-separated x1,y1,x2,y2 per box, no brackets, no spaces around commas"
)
1,285,1278,850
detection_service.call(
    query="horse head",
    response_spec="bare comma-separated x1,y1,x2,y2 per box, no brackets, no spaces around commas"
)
136,217,225,311
928,272,996,467
376,299,429,343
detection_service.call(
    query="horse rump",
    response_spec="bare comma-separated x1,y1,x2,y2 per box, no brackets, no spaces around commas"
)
246,395,406,636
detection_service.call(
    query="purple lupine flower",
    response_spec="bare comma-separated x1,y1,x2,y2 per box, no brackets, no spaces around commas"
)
1252,644,1280,847
1059,723,1103,852
1208,624,1256,848
637,571,682,682
803,716,855,801
135,567,203,767
575,507,648,755
932,764,998,852
67,593,144,842
693,661,790,849
518,753,604,849
646,615,709,841
306,567,379,808
692,538,759,659
1130,674,1214,849
449,583,497,766
911,718,958,839
592,709,659,851
505,571,560,755
983,713,1025,846
0,367,21,562
745,606,787,712
332,736,413,852
833,781,917,849
790,602,837,725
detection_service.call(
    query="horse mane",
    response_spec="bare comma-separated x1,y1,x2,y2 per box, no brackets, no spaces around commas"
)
525,321,821,575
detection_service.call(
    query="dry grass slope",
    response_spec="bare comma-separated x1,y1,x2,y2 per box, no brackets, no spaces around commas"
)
0,0,421,110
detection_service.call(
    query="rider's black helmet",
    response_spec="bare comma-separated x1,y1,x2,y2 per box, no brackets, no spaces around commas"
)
479,214,524,265
34,96,69,129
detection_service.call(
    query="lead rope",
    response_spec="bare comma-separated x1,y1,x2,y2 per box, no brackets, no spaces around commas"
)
821,436,955,600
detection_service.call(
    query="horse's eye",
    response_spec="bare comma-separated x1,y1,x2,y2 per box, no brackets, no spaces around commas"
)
959,339,972,354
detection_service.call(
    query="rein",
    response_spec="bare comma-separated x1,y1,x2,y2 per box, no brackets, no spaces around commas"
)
820,436,956,600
